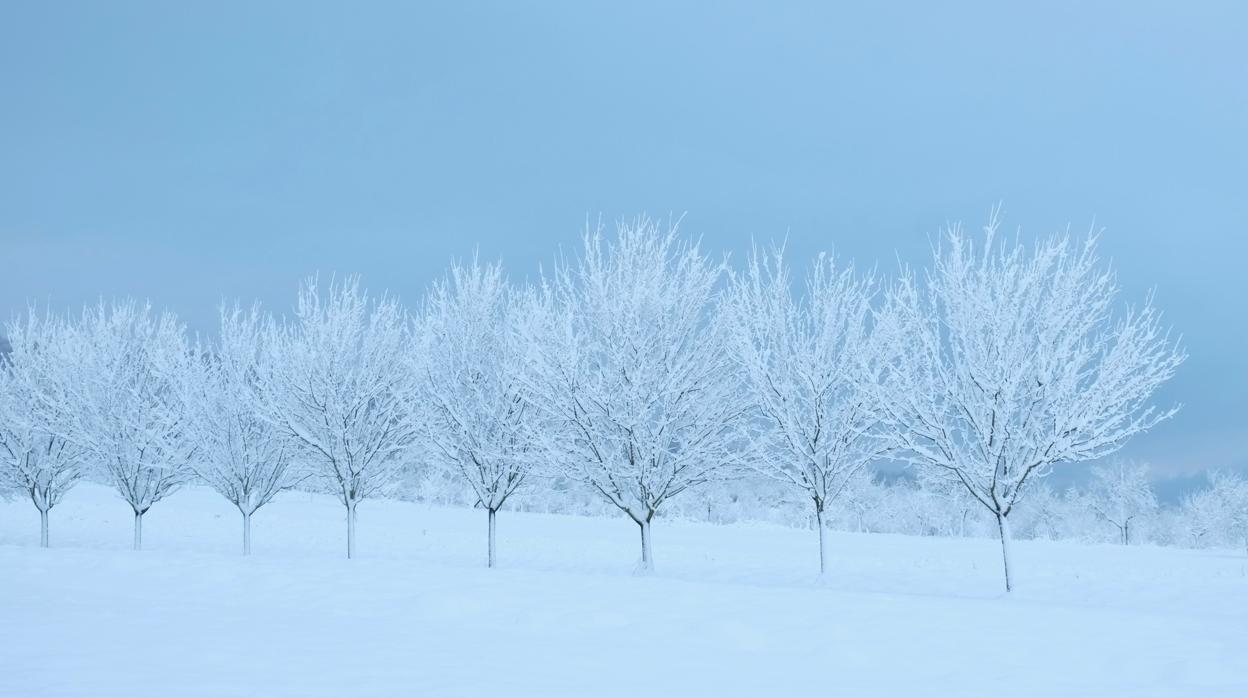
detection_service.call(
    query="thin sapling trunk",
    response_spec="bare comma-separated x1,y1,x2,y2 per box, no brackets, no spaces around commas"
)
637,517,654,574
996,511,1013,592
488,507,497,568
133,510,144,551
39,507,50,548
815,499,828,577
242,509,253,556
346,500,357,559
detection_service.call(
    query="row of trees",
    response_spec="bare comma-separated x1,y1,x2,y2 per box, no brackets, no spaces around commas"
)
0,214,1184,590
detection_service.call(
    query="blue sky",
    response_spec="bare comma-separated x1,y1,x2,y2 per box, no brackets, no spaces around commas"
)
1,1,1244,482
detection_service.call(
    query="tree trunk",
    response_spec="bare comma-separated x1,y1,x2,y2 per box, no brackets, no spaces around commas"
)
996,511,1013,592
242,510,252,556
638,519,654,574
346,501,357,559
814,502,828,577
1123,522,1130,546
39,507,50,548
487,508,497,568
133,511,143,551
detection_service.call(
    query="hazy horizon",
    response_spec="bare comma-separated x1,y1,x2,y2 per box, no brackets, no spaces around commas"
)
3,2,1245,481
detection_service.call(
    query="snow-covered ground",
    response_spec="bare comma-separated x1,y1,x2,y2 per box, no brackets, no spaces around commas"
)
2,483,1246,697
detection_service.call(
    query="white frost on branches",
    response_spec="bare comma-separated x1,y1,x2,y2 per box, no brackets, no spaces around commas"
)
183,304,299,555
46,301,196,550
876,212,1185,590
521,219,746,572
724,246,886,575
258,277,420,559
1176,471,1248,552
1079,460,1157,545
0,310,88,547
420,258,533,567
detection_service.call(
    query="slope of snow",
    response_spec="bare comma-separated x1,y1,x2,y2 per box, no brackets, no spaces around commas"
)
2,483,1246,697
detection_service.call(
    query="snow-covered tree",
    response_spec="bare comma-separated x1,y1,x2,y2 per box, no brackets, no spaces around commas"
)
1208,471,1248,554
1010,482,1071,541
1175,487,1223,548
724,246,886,575
520,219,745,572
44,301,196,550
915,465,983,537
838,468,887,533
865,478,940,536
875,212,1184,590
258,277,420,559
182,305,298,555
419,258,533,567
0,310,88,547
1079,460,1157,545
1176,472,1248,552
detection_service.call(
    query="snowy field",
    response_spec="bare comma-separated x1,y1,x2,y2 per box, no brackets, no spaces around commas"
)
2,483,1246,697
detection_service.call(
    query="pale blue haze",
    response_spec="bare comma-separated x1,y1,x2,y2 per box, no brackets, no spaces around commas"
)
1,1,1244,481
